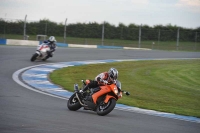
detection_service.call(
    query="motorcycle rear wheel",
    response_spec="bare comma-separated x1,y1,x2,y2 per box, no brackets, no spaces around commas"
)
96,98,116,116
30,53,38,62
67,93,82,111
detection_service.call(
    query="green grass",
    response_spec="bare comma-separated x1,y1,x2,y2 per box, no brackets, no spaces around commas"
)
1,34,200,51
49,59,200,117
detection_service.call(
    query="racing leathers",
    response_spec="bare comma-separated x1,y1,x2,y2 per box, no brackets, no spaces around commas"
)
43,40,56,58
80,72,116,104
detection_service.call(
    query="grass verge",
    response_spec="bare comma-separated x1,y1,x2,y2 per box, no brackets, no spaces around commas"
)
49,59,200,117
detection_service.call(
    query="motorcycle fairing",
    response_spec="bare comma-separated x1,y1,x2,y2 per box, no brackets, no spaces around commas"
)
92,85,113,104
104,95,117,104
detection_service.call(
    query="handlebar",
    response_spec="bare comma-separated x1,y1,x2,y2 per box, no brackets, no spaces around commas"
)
81,80,86,85
122,91,130,96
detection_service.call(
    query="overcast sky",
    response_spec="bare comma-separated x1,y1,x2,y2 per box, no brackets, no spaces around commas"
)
0,0,200,29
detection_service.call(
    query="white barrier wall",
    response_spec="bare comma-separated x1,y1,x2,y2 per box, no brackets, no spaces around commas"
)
68,44,97,48
123,47,151,50
7,39,39,46
4,39,151,50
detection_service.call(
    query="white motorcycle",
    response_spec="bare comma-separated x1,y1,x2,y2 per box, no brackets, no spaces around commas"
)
30,43,51,62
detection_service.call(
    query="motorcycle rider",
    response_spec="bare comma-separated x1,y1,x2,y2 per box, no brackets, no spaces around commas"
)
80,68,119,105
43,36,57,60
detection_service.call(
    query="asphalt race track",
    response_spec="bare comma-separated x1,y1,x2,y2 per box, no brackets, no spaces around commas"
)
0,45,200,133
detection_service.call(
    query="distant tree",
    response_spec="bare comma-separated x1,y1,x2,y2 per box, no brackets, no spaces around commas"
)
1,18,200,42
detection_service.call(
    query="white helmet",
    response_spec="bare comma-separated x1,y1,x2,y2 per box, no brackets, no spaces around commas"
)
48,36,56,42
108,68,118,81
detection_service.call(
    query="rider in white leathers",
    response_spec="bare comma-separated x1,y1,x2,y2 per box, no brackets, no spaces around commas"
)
43,36,57,60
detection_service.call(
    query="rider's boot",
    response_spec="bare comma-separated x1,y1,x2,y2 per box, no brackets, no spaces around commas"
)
42,55,50,61
84,96,95,110
49,52,53,57
85,96,93,102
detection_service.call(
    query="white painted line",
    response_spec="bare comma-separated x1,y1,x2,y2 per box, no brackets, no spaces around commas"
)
24,80,52,84
30,68,55,72
23,74,47,78
12,67,67,100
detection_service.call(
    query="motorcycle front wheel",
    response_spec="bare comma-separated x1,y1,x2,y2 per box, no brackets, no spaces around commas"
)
67,93,82,111
96,98,116,116
30,53,38,62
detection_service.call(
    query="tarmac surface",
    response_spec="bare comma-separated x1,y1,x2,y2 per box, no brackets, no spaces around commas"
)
0,45,200,133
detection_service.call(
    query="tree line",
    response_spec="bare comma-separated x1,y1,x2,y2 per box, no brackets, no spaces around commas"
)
0,19,200,42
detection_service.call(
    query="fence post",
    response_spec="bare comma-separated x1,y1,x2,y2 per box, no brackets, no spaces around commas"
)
138,24,142,48
102,21,105,45
158,29,160,48
45,21,47,35
176,28,180,50
23,15,27,40
3,13,7,38
64,18,67,44
195,32,197,50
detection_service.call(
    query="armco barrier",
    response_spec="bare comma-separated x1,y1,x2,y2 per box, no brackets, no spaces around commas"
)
0,39,6,45
124,47,151,50
0,39,151,50
97,45,123,49
56,43,68,47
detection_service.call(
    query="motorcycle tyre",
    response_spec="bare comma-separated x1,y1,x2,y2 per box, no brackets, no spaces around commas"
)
96,98,116,116
67,93,82,111
30,53,38,62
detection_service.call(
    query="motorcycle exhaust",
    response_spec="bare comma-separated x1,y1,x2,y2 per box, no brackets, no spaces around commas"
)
73,84,85,106
75,93,88,107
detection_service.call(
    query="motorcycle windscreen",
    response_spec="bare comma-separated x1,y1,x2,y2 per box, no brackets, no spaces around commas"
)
116,80,121,91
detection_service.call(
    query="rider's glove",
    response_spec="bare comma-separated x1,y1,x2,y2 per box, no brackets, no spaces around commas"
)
102,80,108,84
99,79,108,85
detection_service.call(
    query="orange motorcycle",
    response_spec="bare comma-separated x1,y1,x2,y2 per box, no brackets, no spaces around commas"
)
67,80,130,116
